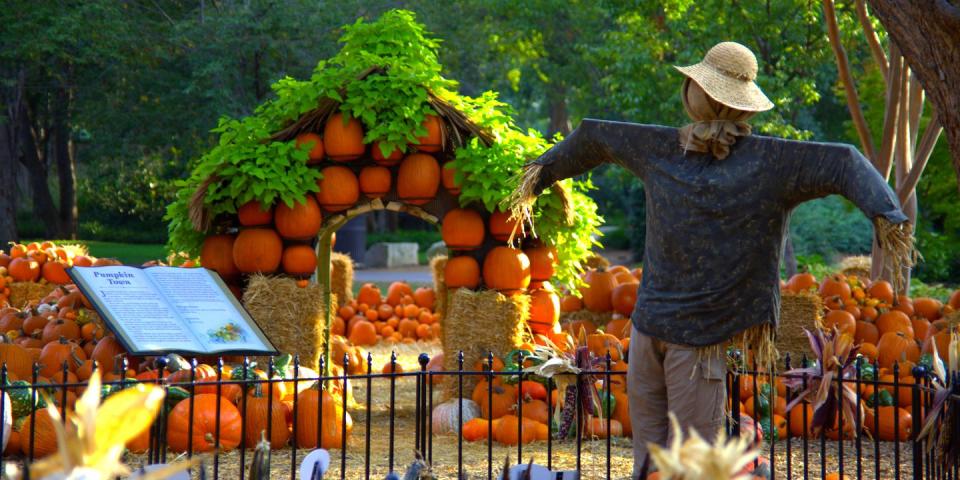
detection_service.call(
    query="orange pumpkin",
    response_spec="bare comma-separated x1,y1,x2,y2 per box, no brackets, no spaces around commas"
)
441,162,460,194
822,309,856,337
295,132,325,164
875,310,914,338
359,166,392,198
237,200,273,226
372,141,403,166
528,288,560,335
488,210,521,242
412,114,443,152
525,245,556,282
494,414,538,445
865,406,911,441
232,228,283,274
819,274,851,302
396,153,439,205
611,282,639,317
38,337,85,377
316,166,359,212
912,297,943,321
243,383,291,448
201,234,239,278
167,394,242,452
877,331,920,369
294,388,352,449
444,256,481,289
41,261,71,284
583,416,624,439
441,209,485,250
275,196,323,240
560,295,583,312
948,289,960,310
323,113,365,161
854,320,880,345
785,272,817,293
21,408,64,458
282,244,318,277
867,280,894,304
8,258,40,282
482,247,530,293
579,269,616,312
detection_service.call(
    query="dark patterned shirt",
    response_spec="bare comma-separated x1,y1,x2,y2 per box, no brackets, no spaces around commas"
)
533,119,907,347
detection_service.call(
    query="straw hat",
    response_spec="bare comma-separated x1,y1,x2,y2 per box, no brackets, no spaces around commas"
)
675,42,774,112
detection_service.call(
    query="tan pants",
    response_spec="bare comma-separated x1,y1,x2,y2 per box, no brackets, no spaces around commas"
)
627,327,726,477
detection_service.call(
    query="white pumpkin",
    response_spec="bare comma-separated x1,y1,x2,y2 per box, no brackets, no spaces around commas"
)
431,398,480,435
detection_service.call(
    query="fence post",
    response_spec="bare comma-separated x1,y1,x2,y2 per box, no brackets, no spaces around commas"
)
911,365,923,480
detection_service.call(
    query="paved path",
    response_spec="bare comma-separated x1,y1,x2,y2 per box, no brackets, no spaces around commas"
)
354,265,433,284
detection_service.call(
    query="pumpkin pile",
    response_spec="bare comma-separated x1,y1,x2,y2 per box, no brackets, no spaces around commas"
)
444,333,631,446
729,272,960,443
557,265,642,338
0,242,124,308
198,109,450,291
332,281,440,346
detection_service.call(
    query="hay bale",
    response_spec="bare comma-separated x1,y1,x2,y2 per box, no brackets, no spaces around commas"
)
242,275,334,370
560,309,614,330
330,252,354,305
8,282,57,309
776,291,823,362
839,255,872,279
441,288,527,399
583,254,610,271
430,255,448,316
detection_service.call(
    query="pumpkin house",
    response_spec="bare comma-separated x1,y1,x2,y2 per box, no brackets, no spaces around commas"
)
164,10,603,373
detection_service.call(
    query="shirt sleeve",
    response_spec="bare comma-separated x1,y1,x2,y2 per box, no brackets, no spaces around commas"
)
782,140,908,224
531,119,668,194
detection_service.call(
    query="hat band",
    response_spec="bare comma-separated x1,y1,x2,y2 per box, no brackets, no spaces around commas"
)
703,60,753,82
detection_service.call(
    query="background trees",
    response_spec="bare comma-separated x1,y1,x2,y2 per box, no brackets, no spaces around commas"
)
0,0,956,282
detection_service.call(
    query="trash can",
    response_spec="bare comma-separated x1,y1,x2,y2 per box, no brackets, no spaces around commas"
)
334,216,366,264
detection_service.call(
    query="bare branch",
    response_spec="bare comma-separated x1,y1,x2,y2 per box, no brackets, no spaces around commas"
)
877,50,902,179
895,64,912,188
898,113,942,205
855,0,889,79
823,0,876,160
907,71,924,149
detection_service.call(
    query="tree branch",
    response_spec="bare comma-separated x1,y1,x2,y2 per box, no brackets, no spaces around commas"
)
856,0,889,79
877,50,902,179
907,71,924,149
823,0,876,160
894,66,912,189
898,113,942,204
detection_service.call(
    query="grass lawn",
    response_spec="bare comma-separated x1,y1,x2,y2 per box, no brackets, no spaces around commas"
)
26,239,167,266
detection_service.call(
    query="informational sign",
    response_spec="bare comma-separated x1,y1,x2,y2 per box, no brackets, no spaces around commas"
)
68,266,277,356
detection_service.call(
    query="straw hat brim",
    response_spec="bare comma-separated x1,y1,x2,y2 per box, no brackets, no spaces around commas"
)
674,64,774,112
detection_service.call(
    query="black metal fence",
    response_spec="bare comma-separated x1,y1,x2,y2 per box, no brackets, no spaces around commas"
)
0,351,956,479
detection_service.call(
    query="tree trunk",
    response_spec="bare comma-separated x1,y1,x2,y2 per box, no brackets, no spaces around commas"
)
53,87,77,239
0,69,25,246
783,233,798,278
547,84,572,138
18,115,61,238
867,0,960,192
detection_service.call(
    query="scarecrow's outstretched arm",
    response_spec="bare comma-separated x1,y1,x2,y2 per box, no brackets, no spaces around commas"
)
523,119,669,195
784,140,916,292
785,142,906,224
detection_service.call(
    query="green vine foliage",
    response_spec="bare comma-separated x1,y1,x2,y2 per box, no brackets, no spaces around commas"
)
165,9,602,289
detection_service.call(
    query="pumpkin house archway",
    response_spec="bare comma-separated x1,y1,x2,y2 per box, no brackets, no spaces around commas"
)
165,10,603,375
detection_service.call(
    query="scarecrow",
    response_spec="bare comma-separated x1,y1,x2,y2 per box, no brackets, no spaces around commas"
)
510,42,916,477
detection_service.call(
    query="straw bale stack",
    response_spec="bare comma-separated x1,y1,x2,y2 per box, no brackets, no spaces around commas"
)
776,290,823,362
330,252,354,305
9,282,58,309
242,274,334,370
430,255,448,317
441,288,527,399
